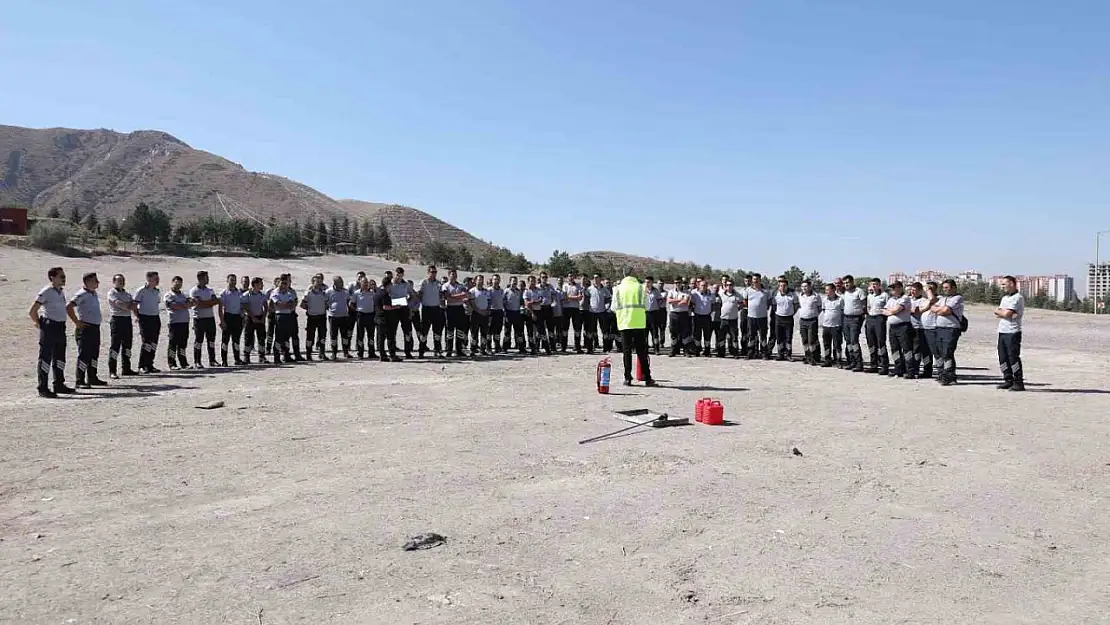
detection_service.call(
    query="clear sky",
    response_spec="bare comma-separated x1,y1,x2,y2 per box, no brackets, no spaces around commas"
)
2,0,1107,289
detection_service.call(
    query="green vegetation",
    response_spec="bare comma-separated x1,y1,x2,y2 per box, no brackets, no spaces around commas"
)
28,221,72,252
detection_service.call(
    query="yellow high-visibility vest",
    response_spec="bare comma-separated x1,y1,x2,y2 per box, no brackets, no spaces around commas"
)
613,276,647,331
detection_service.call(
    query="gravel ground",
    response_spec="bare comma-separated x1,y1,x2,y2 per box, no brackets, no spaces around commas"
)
2,249,1109,625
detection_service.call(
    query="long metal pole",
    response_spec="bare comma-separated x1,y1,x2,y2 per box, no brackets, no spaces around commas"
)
1097,233,1101,314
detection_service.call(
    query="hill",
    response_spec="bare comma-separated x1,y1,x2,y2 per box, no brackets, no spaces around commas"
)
338,200,496,258
571,250,732,280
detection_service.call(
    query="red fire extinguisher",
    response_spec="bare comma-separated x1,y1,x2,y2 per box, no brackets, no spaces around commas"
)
597,357,612,394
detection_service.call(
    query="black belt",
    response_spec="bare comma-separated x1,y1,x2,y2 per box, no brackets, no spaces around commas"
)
867,314,884,319
40,319,65,326
844,314,863,318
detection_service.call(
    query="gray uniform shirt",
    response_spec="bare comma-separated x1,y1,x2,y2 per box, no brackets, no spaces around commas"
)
133,286,161,316
691,290,713,315
998,292,1024,334
524,288,544,311
773,291,799,317
303,288,328,315
326,287,350,317
219,288,243,315
504,288,522,312
418,279,442,307
645,287,662,312
489,287,505,310
352,289,376,314
746,288,770,318
108,288,134,318
69,289,102,324
470,287,491,312
242,291,267,317
719,290,742,320
797,293,821,320
586,286,607,313
909,297,923,329
885,294,913,325
918,297,938,329
562,284,582,309
667,289,690,313
842,288,867,316
442,282,467,307
270,289,297,315
189,286,217,319
820,296,844,328
164,290,190,324
36,286,69,322
934,295,964,329
866,292,890,316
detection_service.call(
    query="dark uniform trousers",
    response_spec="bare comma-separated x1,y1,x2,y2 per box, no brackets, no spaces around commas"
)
108,316,134,375
923,328,939,378
564,307,582,350
445,306,469,356
605,312,621,352
329,314,352,357
37,319,67,390
397,309,415,356
935,327,961,383
905,325,923,376
693,314,712,356
774,315,794,358
887,322,913,376
221,313,244,365
470,311,491,353
355,312,376,357
668,312,693,356
916,327,934,377
377,311,400,358
244,317,267,362
289,312,303,357
621,328,652,382
864,315,889,373
137,314,161,371
167,322,190,368
747,316,770,358
305,314,327,358
505,310,525,352
265,311,277,353
799,317,820,363
739,310,749,354
75,323,102,384
193,317,218,366
489,309,505,351
821,326,842,365
537,307,554,352
583,311,601,352
272,314,297,362
843,315,864,370
718,318,740,356
648,309,666,352
998,331,1023,385
552,312,566,351
420,306,446,354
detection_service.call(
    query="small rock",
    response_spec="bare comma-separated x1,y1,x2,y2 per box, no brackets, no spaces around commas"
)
403,532,447,551
792,447,803,457
680,589,698,603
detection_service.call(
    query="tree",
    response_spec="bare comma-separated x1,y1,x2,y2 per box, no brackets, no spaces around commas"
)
83,209,99,233
28,222,71,252
47,207,61,219
69,206,82,224
361,220,376,254
121,202,172,244
329,216,340,250
507,252,532,274
103,216,121,237
376,221,391,252
291,220,301,248
314,220,327,250
455,245,474,271
781,265,806,288
302,221,315,249
254,225,299,258
547,249,577,277
804,270,824,290
340,216,351,243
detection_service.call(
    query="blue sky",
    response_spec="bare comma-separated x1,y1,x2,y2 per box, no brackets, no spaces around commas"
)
2,0,1107,289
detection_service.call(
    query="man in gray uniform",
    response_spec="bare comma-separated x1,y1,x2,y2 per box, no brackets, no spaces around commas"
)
918,281,939,379
416,266,444,357
994,275,1025,391
931,279,964,386
269,275,299,363
107,273,137,378
883,281,914,378
739,274,752,355
584,275,606,354
504,276,525,354
29,266,74,397
551,276,567,352
536,272,555,353
164,276,192,370
327,275,353,359
666,277,693,357
771,277,799,361
840,275,867,372
301,274,329,360
218,273,244,366
905,282,924,378
745,274,771,359
717,279,742,358
562,275,584,353
644,276,666,355
189,270,220,369
489,274,506,353
66,272,107,389
392,267,416,358
285,273,305,361
468,274,492,356
820,283,844,367
524,275,549,355
242,277,269,364
797,279,822,365
133,271,163,374
442,268,470,357
352,276,377,359
690,279,713,357
864,278,890,375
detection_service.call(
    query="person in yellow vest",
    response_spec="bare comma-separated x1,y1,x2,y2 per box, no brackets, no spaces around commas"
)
613,267,658,387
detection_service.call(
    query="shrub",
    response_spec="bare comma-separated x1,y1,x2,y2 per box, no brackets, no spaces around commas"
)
28,221,72,252
254,225,298,258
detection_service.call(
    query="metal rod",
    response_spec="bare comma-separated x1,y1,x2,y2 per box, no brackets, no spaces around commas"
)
578,415,666,445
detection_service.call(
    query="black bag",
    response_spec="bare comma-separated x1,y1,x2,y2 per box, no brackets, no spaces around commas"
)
960,315,969,332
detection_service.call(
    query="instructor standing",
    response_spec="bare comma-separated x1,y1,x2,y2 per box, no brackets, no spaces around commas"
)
613,268,657,387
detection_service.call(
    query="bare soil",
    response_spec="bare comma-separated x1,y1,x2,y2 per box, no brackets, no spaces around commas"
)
2,249,1109,625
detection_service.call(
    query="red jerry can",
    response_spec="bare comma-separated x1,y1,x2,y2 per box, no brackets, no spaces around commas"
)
704,401,725,426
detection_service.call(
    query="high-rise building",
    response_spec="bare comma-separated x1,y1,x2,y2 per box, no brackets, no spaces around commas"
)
1089,262,1110,312
956,270,983,283
1046,274,1074,303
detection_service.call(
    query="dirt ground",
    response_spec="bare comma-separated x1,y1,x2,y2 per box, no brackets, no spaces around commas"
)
2,248,1109,625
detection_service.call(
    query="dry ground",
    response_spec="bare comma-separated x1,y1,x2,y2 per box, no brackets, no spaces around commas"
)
2,249,1109,625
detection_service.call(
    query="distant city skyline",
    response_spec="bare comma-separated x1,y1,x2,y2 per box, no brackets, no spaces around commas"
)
886,268,1079,301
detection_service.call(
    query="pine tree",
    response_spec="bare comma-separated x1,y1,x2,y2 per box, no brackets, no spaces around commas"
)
69,205,82,225
362,220,376,253
340,216,351,243
315,220,327,250
376,221,391,253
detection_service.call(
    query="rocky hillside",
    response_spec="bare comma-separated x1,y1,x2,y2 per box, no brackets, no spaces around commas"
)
0,124,498,258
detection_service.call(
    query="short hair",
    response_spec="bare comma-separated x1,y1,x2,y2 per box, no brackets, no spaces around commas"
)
113,273,125,282
197,270,208,279
926,280,939,289
825,282,836,289
941,278,958,289
869,277,881,284
1003,275,1016,283
226,273,236,280
251,277,264,286
492,273,500,279
47,266,64,279
911,281,923,290
476,274,484,281
751,273,762,280
801,279,811,286
842,274,854,283
644,275,654,281
395,266,404,273
145,271,159,279
891,281,904,289
82,272,97,283
623,266,634,277
427,265,436,272
357,270,366,276
172,275,183,282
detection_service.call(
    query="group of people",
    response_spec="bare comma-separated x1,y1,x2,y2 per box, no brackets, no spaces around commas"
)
27,263,1027,398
